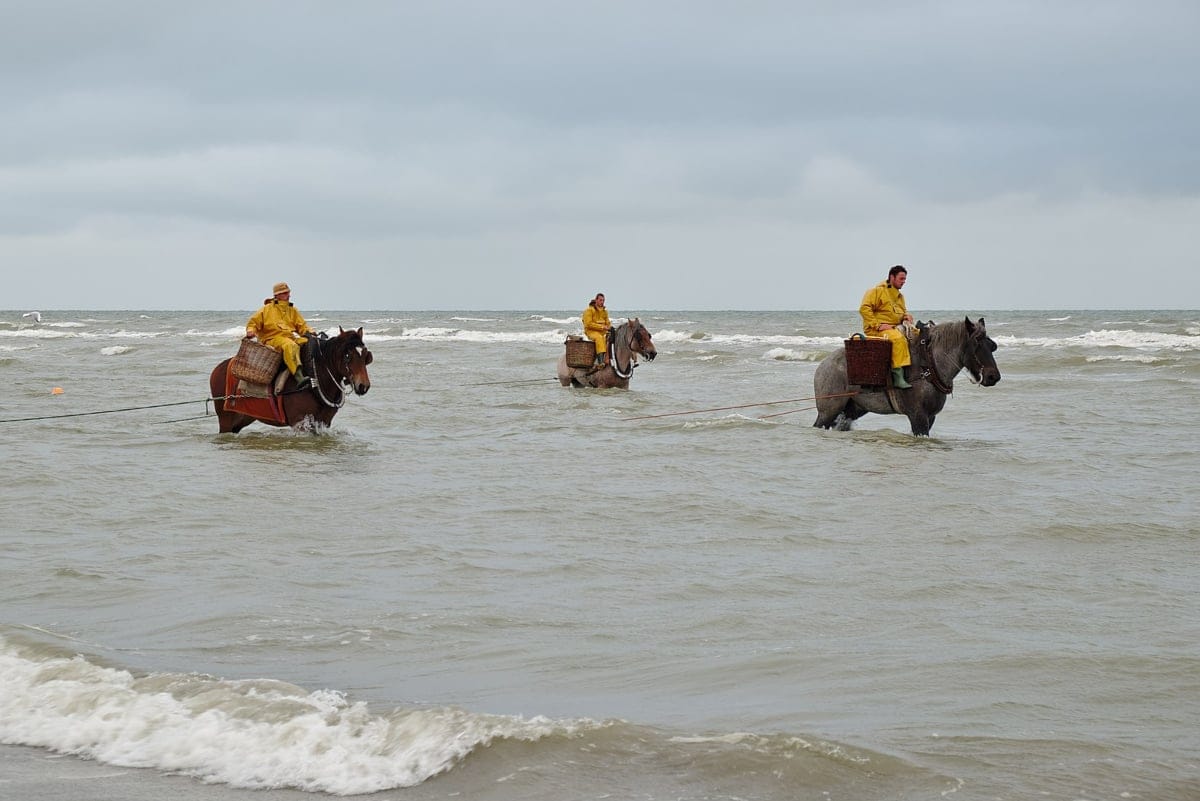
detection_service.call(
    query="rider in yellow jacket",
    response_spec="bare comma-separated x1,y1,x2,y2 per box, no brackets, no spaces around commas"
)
245,282,320,387
859,266,914,388
582,293,612,368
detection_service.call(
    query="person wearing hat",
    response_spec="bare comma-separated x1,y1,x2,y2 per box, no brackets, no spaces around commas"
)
244,282,321,388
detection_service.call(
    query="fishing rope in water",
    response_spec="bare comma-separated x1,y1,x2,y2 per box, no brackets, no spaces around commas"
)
621,392,857,422
0,397,219,424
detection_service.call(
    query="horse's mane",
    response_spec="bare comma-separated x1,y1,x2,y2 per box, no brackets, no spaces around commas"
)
927,319,974,351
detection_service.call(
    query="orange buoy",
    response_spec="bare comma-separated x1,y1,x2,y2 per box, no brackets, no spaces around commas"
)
51,387,64,395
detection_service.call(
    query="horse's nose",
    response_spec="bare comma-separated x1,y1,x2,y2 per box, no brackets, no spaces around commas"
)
982,369,1000,386
646,350,657,361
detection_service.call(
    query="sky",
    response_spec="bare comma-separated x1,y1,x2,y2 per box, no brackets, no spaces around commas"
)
3,0,1199,311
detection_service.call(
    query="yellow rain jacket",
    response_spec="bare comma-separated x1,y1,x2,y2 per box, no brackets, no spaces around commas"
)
246,299,314,375
582,304,611,356
859,281,911,368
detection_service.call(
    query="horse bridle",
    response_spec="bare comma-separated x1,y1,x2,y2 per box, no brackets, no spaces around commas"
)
308,336,372,408
962,335,996,385
917,326,992,393
609,322,650,379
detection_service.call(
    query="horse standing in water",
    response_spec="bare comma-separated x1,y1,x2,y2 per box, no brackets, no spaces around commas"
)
557,318,657,389
813,317,1000,436
209,327,372,433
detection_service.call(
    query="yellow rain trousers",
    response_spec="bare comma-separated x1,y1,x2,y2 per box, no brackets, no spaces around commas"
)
859,281,911,368
582,304,611,357
246,300,312,375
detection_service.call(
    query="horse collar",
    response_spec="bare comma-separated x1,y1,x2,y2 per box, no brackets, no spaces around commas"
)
918,332,954,395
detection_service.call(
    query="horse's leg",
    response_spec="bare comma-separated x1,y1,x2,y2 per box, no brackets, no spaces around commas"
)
812,355,850,429
907,410,933,436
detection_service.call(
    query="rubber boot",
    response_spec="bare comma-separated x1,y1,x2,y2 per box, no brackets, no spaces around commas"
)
891,367,912,389
294,370,312,389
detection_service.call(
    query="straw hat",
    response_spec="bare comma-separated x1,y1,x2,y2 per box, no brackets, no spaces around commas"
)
272,282,291,296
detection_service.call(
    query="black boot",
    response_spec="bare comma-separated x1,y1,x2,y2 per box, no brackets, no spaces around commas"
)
294,370,312,389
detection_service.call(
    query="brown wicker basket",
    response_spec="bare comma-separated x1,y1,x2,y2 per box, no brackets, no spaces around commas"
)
564,336,597,369
844,334,892,386
231,339,283,384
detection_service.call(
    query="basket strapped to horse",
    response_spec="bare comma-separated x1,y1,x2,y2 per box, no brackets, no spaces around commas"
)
231,338,283,384
843,333,892,386
564,335,596,369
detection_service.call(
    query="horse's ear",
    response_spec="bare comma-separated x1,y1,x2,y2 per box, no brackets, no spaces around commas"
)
339,326,346,335
964,316,975,333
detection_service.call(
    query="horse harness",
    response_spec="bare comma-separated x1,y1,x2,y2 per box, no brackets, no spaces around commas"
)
915,321,954,395
301,335,371,408
601,324,641,380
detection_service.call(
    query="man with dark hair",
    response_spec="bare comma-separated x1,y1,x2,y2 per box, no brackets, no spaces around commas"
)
859,266,915,388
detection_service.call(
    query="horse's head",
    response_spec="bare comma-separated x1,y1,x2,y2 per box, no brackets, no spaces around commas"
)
628,318,657,361
963,317,1001,386
333,326,373,395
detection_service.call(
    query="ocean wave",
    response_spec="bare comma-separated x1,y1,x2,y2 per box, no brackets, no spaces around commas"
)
0,636,593,795
0,633,948,798
762,347,823,362
377,327,568,344
996,329,1200,351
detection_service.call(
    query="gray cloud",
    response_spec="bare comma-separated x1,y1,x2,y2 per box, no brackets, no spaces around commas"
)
3,1,1198,308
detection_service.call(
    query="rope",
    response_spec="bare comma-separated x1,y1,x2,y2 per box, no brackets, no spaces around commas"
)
622,392,856,422
466,377,561,387
0,397,222,424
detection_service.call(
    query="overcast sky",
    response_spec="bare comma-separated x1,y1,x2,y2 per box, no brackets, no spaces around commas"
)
4,1,1199,311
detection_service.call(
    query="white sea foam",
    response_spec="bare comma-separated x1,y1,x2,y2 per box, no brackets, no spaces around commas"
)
704,333,844,347
0,327,72,339
386,327,567,344
100,346,133,356
0,639,594,795
762,348,822,362
996,329,1200,351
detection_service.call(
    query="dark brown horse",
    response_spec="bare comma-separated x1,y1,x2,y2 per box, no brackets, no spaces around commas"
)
209,327,373,433
557,318,657,389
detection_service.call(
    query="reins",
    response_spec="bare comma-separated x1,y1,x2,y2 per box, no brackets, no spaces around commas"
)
610,323,639,379
309,337,346,409
917,328,955,395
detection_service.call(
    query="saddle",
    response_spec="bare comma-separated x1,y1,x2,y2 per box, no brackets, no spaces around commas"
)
223,339,319,425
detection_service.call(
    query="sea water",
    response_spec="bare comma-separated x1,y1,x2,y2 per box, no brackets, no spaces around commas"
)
1,309,1197,800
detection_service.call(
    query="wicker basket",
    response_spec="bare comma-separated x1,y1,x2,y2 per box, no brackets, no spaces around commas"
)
564,336,596,369
231,339,283,384
844,334,892,386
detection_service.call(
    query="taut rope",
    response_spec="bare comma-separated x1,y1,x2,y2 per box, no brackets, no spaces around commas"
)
622,392,857,422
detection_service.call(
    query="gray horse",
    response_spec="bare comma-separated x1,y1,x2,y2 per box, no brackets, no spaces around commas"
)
813,317,1001,436
558,318,658,389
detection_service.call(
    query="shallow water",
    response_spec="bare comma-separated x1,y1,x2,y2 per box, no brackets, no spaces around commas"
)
2,309,1198,799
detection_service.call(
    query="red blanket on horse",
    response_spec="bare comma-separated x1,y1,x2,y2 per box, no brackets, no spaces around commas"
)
221,368,289,426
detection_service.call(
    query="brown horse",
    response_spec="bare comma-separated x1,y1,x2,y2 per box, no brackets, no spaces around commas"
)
557,318,657,389
209,327,373,433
